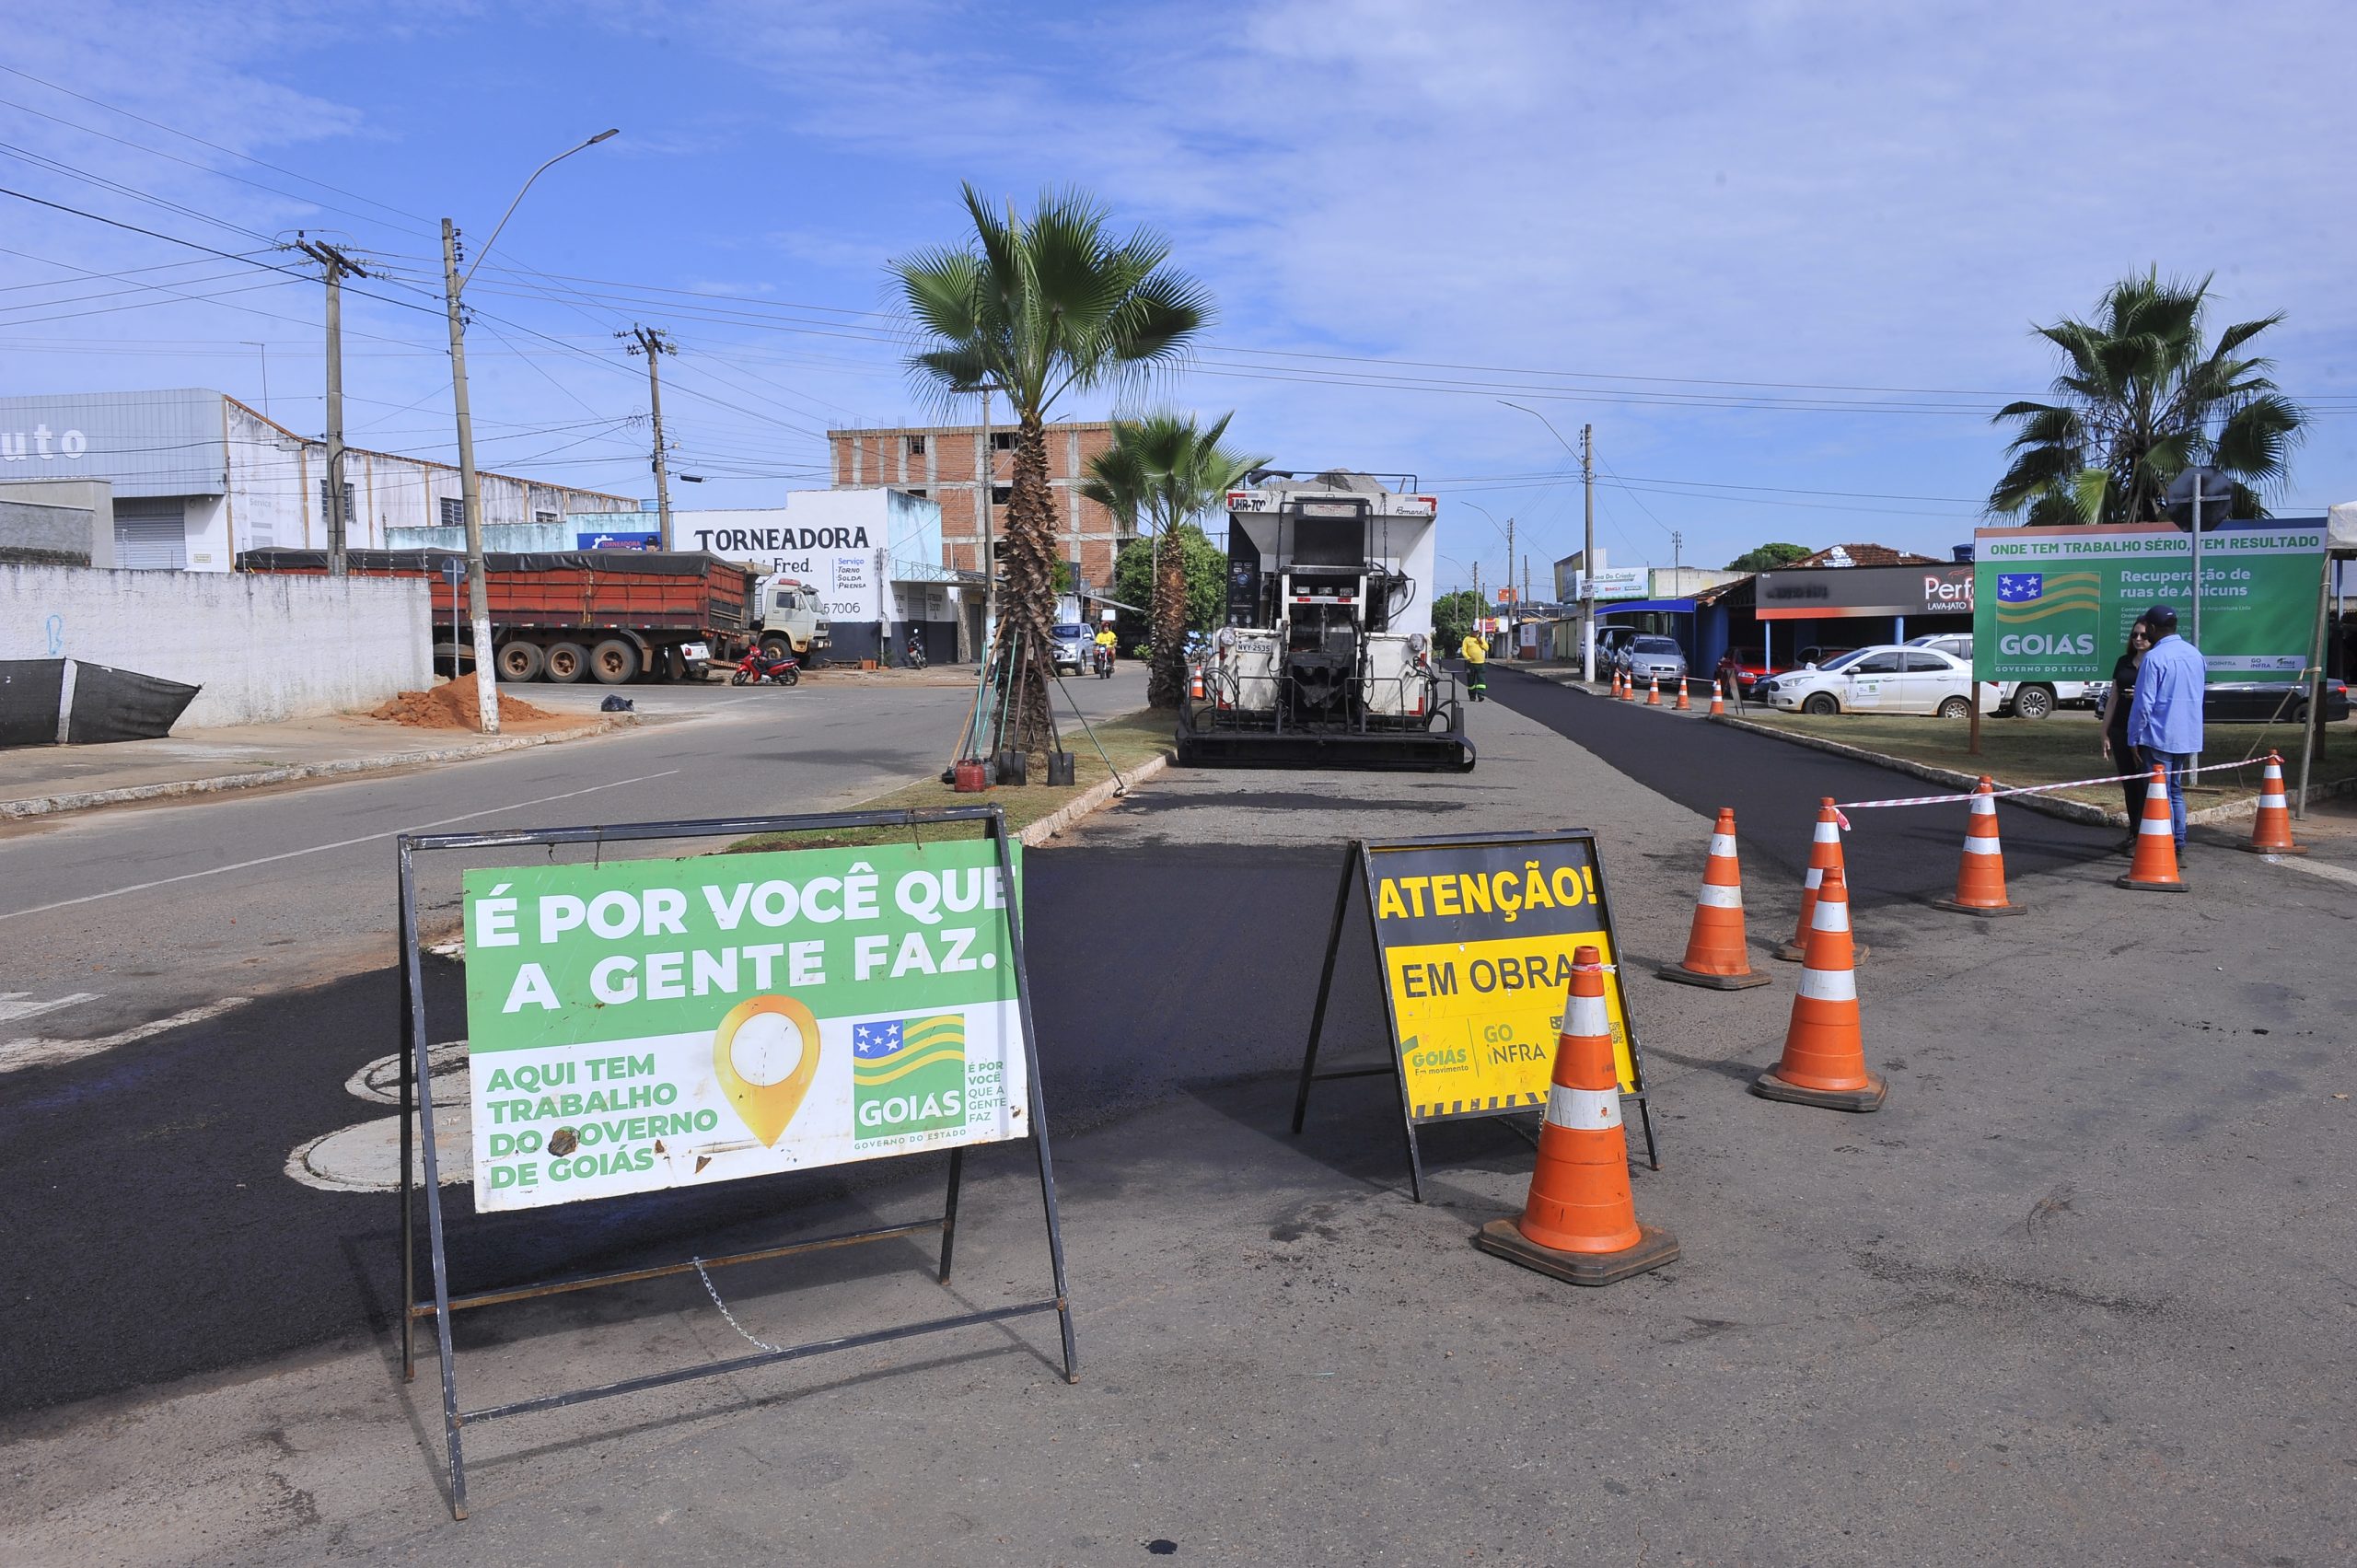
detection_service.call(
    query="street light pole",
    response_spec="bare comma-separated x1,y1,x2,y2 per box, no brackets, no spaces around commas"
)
440,129,619,735
1500,400,1597,681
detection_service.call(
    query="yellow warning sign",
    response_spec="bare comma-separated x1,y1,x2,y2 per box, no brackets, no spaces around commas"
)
1367,836,1641,1121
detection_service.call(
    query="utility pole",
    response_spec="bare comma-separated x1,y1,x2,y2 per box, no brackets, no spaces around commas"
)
439,218,500,734
1504,514,1515,645
621,325,677,548
291,237,368,576
1582,424,1596,682
1672,529,1684,575
979,387,998,650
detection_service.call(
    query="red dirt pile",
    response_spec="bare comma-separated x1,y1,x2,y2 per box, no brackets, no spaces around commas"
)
372,679,558,731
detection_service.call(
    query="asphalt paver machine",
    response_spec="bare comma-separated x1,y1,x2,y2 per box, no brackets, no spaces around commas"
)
1177,470,1474,772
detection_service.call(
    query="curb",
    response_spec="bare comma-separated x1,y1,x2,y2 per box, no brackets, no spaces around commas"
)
0,715,636,821
1019,752,1171,845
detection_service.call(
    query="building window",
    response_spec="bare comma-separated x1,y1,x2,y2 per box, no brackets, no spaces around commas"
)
905,435,927,457
534,509,558,528
439,496,466,528
905,487,928,499
991,432,1017,451
991,484,1012,506
319,480,355,519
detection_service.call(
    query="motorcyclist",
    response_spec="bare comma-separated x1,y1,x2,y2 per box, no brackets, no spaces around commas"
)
1093,623,1117,675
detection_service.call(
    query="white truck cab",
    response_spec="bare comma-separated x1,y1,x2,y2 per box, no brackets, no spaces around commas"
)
752,575,831,658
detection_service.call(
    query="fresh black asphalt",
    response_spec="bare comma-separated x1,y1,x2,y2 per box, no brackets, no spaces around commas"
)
1484,665,2119,900
3,694,2112,1412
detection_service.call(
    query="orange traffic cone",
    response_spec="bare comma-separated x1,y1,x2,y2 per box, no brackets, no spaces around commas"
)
1675,678,1691,711
1620,671,1635,703
1659,808,1771,990
1774,799,1870,962
2242,750,2305,854
1613,669,1626,700
1189,666,1205,701
1473,947,1679,1285
2117,764,2187,891
1646,674,1661,705
1751,866,1887,1111
1708,679,1725,717
1932,777,2025,917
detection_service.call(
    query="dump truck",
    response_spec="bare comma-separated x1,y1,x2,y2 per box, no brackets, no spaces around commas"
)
1177,470,1473,771
238,547,787,684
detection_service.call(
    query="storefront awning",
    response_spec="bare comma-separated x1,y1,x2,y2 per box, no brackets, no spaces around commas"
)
1595,598,1696,616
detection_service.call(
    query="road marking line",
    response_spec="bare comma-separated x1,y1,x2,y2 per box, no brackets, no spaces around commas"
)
0,768,681,924
2269,855,2357,890
0,996,252,1075
0,991,99,1024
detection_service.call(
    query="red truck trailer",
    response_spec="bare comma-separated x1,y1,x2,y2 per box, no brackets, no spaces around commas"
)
239,547,755,684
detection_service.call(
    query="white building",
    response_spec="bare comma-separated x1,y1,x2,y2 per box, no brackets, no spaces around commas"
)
671,489,978,662
0,389,636,572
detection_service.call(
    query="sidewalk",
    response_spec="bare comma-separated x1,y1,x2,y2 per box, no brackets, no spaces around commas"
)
0,692,635,820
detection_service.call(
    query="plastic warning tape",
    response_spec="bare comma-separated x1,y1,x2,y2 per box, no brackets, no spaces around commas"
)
1835,755,2267,812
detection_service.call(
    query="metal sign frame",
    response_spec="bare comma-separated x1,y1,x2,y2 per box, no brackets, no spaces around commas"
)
395,804,1075,1520
1289,830,1659,1202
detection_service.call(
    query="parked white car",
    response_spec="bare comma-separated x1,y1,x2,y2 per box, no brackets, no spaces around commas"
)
1907,633,2102,719
1756,645,1999,717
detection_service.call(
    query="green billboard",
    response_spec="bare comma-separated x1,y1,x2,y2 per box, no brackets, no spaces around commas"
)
459,838,1028,1212
1973,523,2325,685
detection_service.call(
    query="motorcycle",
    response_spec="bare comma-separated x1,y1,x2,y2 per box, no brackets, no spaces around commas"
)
730,645,801,687
1092,645,1114,679
904,632,928,670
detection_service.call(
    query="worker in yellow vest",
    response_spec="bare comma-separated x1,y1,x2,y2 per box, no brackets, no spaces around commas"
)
1459,629,1489,703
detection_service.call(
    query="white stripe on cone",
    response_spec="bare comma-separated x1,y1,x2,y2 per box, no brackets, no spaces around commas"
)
1797,968,1857,1002
1547,1083,1622,1130
1709,834,1738,857
1696,884,1743,908
1971,795,1995,816
1814,823,1841,842
1810,899,1852,933
1962,837,2003,855
1803,867,1824,889
2140,817,2172,835
1567,994,1609,1037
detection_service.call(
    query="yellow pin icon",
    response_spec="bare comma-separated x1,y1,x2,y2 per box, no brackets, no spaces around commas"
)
712,995,822,1147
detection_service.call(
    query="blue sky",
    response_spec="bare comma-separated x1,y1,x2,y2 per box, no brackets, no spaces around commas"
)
5,0,2353,593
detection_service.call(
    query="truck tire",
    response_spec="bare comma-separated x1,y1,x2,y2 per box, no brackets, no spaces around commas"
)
494,641,545,682
761,635,793,664
543,641,587,684
589,637,641,685
2010,683,2056,720
1802,692,1840,715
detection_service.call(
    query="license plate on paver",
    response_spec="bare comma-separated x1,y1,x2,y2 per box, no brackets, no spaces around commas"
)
680,643,711,661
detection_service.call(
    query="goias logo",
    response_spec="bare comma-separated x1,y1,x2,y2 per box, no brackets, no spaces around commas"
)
853,1014,968,1142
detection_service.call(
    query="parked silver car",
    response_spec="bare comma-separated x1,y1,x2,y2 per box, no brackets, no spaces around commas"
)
1620,633,1688,686
1051,622,1090,676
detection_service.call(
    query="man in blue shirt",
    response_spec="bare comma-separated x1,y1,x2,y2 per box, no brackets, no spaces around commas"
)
2126,603,2204,851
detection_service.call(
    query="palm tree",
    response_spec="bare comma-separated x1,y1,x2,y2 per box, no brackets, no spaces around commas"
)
1080,411,1266,707
892,184,1212,761
1990,269,2306,527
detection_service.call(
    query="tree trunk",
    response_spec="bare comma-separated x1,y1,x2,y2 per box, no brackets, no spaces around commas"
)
993,408,1060,766
1147,526,1188,708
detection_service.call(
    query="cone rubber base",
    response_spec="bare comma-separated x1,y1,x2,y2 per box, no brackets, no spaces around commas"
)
1750,1066,1887,1112
1472,1218,1679,1287
2114,874,2188,893
1930,899,2025,918
1773,940,1869,963
1656,963,1771,990
2239,843,2306,855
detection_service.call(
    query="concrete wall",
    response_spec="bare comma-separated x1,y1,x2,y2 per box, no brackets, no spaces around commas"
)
0,564,432,729
0,479,114,565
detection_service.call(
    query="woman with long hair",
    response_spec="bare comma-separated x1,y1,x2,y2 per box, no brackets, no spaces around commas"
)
2099,619,2151,852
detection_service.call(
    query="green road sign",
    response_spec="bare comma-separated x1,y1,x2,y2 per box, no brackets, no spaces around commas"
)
459,838,1028,1212
1973,523,2325,685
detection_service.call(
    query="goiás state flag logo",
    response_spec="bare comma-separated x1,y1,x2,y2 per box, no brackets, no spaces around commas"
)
853,1014,968,1141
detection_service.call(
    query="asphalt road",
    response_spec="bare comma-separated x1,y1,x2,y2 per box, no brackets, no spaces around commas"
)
1,842,1364,1411
0,670,1147,1044
1484,665,2121,900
